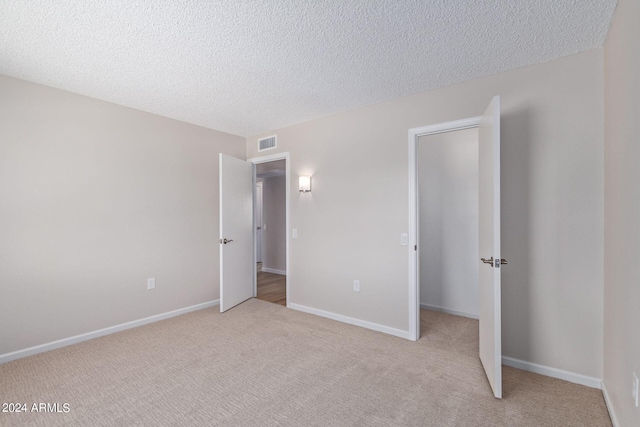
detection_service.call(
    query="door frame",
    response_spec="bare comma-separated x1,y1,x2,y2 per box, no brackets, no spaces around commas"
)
408,116,481,341
247,152,291,307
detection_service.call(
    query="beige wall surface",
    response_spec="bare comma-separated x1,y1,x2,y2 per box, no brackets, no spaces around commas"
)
0,75,245,355
262,175,286,272
419,129,479,317
247,49,604,379
604,0,640,424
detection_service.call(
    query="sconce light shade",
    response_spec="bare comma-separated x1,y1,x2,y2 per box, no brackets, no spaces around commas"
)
299,176,311,192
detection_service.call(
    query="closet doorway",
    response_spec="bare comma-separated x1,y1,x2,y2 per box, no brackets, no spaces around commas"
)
418,128,480,320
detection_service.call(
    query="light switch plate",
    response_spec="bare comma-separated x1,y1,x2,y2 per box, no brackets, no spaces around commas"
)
147,278,156,290
292,228,298,238
400,233,408,246
353,280,360,292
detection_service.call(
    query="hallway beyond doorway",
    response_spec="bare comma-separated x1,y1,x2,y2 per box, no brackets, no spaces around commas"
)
256,262,286,306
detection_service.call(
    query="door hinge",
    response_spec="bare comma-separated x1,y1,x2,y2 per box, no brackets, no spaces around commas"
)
414,245,417,251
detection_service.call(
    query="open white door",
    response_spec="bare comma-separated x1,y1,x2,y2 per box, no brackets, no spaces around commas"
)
478,96,502,398
219,154,254,312
255,182,263,263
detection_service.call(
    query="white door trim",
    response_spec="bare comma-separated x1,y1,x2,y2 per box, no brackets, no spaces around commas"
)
248,152,291,307
408,116,481,341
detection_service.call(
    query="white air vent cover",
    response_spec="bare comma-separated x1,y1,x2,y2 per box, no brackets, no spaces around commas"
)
258,135,277,151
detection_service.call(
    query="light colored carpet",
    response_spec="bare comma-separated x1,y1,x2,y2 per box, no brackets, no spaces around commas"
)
0,299,611,426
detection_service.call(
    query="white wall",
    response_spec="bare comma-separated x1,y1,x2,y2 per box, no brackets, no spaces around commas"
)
246,49,604,380
0,75,245,355
603,0,640,424
419,129,479,318
262,175,286,273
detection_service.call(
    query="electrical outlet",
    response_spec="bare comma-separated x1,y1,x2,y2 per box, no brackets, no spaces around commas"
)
147,278,156,290
353,280,360,292
633,372,639,407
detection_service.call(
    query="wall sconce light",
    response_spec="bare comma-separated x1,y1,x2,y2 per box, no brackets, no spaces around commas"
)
299,176,311,192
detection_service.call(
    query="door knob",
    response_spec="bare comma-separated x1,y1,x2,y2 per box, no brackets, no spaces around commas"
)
219,238,234,244
481,257,494,267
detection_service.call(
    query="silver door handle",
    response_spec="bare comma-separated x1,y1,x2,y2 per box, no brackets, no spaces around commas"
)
481,257,494,267
481,257,507,268
220,238,234,244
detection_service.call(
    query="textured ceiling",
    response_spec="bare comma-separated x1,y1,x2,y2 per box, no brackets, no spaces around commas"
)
0,1,616,137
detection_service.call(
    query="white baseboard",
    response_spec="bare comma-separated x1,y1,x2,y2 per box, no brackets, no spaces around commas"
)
420,303,479,320
288,303,410,340
601,382,620,427
261,267,286,275
502,356,602,389
0,300,219,365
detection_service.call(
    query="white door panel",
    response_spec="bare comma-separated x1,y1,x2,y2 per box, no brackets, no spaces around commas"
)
219,154,254,312
478,96,502,398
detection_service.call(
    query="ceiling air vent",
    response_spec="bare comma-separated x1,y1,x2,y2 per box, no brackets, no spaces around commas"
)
258,135,277,151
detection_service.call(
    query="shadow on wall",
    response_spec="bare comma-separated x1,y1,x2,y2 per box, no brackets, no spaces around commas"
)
501,106,533,371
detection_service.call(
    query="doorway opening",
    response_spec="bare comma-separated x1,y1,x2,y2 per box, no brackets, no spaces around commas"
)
417,127,480,364
254,159,287,306
418,128,479,325
408,116,482,341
